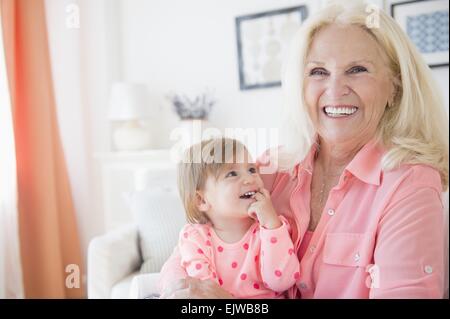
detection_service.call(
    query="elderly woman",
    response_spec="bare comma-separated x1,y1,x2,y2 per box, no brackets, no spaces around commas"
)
159,1,448,298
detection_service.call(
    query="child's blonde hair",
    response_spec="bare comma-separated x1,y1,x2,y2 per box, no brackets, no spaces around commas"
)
178,137,250,224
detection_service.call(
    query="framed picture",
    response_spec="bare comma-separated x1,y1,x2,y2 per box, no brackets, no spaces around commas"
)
391,0,449,68
235,6,308,90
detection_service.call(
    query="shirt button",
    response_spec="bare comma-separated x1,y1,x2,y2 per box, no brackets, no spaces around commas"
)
327,209,335,216
424,265,433,274
354,253,361,262
299,282,308,289
309,245,316,253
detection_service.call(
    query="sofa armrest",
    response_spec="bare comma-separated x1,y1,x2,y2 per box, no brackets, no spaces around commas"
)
129,273,161,299
88,224,142,298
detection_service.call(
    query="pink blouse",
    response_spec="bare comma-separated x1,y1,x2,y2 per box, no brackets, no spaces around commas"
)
299,231,314,261
159,140,445,298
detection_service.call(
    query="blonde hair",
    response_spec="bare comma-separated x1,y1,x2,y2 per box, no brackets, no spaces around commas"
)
280,0,449,190
177,137,250,224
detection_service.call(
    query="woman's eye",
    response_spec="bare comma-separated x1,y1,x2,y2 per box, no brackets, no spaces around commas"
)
348,66,367,74
249,167,257,174
225,171,237,178
309,68,328,76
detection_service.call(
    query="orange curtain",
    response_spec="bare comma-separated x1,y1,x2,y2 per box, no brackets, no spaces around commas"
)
1,0,84,298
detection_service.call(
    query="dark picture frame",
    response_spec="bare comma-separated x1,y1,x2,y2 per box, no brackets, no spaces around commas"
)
235,5,308,90
391,0,449,68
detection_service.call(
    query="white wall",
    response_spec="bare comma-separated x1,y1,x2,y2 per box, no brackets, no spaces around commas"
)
119,0,322,152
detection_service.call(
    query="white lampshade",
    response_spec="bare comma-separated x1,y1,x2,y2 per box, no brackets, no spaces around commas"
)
108,82,149,120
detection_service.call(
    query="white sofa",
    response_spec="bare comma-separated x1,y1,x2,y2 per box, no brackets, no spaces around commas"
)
88,184,186,299
88,224,150,299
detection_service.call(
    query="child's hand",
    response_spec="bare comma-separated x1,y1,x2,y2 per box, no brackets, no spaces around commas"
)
247,188,282,229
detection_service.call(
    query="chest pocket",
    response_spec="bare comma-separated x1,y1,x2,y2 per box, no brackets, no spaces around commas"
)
323,233,373,267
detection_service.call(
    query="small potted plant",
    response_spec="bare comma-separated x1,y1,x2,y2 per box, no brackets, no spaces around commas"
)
167,89,216,148
167,89,216,121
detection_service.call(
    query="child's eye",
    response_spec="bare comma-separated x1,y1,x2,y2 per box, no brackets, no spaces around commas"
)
347,66,367,74
248,167,257,174
225,171,237,178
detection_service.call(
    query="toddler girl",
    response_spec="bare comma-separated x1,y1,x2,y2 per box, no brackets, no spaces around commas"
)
172,137,300,298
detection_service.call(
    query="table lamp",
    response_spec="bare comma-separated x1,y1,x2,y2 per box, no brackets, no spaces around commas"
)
108,82,151,151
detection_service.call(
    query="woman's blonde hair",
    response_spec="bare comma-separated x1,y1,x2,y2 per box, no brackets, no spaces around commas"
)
177,137,250,224
280,0,449,189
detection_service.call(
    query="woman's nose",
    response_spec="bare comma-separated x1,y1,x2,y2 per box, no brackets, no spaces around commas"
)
326,74,351,98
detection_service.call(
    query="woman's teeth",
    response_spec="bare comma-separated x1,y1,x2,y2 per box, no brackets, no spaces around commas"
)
324,106,358,117
240,191,256,199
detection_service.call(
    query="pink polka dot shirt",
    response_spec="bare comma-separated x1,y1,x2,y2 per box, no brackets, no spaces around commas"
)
178,216,300,298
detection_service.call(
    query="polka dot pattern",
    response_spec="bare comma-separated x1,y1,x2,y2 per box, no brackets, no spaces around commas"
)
180,218,301,298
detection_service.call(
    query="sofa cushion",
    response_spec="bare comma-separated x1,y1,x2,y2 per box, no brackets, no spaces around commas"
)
128,186,186,274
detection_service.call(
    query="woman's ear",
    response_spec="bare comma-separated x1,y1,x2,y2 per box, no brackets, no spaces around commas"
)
388,87,398,108
388,75,400,108
195,191,210,212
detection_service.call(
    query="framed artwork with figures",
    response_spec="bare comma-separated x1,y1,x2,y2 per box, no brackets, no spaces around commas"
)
235,6,308,90
391,0,449,68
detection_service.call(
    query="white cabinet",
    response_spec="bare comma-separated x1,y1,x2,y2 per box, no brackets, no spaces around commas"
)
94,149,176,231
